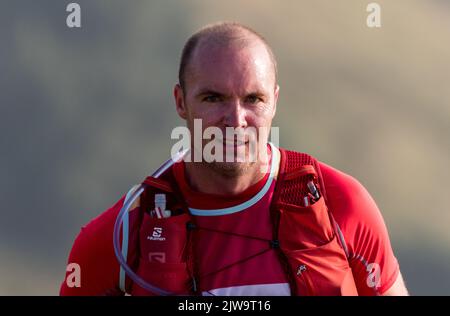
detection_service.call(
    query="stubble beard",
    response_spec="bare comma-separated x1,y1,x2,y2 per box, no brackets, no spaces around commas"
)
208,159,257,178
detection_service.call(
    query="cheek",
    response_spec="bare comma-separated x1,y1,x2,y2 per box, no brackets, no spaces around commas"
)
188,104,223,125
248,105,275,126
185,105,223,137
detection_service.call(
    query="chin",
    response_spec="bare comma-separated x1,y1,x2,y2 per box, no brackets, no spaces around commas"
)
208,161,255,178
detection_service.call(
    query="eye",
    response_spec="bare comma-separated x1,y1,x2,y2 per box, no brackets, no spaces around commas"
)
202,95,221,103
245,95,262,104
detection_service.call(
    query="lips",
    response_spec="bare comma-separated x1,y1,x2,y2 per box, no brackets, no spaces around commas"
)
216,137,248,147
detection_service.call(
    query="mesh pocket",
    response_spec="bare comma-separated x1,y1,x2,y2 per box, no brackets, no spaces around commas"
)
278,196,334,250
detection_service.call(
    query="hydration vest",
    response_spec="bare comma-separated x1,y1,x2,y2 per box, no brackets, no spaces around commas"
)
119,148,359,296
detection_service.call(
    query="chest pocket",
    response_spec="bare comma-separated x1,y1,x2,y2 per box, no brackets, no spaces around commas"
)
273,159,358,296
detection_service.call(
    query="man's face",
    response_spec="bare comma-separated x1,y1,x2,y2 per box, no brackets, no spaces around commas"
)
174,40,279,176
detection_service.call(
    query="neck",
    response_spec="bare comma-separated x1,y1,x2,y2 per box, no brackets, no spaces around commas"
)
184,150,271,196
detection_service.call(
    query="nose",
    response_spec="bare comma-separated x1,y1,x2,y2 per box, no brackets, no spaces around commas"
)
223,99,247,128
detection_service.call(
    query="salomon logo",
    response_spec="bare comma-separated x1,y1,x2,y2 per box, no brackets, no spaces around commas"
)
148,227,166,241
152,227,162,237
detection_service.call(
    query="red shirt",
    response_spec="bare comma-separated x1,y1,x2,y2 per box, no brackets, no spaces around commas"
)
60,146,399,296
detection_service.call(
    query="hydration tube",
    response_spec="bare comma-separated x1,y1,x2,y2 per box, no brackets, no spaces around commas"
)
113,149,189,296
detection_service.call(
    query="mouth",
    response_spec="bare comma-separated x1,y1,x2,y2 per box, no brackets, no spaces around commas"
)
219,138,248,147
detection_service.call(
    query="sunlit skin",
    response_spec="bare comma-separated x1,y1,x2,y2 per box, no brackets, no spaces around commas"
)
174,36,279,195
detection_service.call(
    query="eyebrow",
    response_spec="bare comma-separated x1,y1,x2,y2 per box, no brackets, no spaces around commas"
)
195,89,224,98
246,92,266,98
195,89,267,98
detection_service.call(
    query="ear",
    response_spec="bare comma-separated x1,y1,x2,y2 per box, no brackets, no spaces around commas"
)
174,84,188,120
272,84,280,118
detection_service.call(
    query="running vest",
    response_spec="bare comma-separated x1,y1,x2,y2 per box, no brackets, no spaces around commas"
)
120,148,359,296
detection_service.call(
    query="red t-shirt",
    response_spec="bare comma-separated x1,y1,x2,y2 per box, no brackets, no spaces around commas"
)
60,145,399,296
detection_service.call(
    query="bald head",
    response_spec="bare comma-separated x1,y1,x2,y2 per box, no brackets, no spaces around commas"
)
178,22,278,92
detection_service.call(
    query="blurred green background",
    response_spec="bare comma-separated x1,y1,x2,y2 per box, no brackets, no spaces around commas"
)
1,0,449,295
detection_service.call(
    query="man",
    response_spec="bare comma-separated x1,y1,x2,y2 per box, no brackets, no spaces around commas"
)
60,22,408,296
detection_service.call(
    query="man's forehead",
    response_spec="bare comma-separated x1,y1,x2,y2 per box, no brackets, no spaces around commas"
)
193,37,271,67
187,42,275,93
190,63,272,95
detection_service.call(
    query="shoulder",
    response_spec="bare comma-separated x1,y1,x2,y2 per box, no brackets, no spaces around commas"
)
319,161,370,203
318,161,380,222
70,194,126,257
